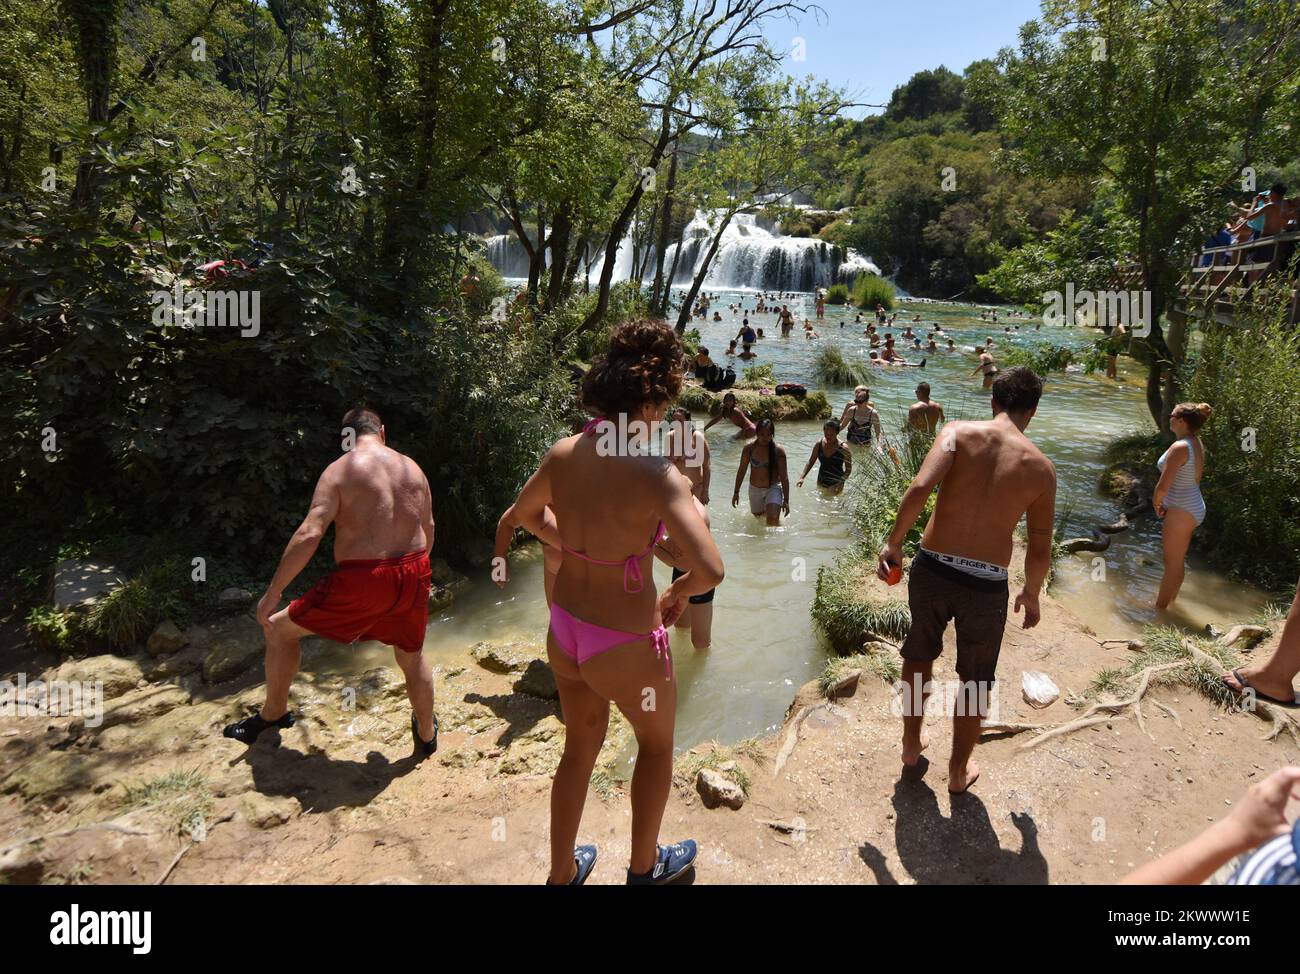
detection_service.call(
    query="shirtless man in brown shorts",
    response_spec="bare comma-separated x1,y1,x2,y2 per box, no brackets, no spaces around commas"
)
223,407,439,757
877,367,1057,793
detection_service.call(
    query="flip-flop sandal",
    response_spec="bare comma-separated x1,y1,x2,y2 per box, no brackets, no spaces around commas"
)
1225,669,1300,709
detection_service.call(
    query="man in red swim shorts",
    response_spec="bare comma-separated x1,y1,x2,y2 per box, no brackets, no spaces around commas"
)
223,407,439,757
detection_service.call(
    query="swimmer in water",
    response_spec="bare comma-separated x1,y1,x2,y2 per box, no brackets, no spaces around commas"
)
732,418,790,526
703,391,757,440
797,418,853,495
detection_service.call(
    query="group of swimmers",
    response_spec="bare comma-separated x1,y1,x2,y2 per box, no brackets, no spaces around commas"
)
212,300,1298,885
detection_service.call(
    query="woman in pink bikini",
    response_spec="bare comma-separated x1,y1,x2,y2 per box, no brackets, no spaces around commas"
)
495,319,724,885
703,391,757,439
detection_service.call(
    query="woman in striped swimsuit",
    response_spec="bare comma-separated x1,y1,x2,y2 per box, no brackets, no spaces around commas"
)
1154,402,1212,611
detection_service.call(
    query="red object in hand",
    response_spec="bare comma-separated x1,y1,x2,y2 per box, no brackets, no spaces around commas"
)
886,565,903,586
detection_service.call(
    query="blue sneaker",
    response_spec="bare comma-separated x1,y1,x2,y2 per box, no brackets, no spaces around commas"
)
547,845,598,885
626,840,697,885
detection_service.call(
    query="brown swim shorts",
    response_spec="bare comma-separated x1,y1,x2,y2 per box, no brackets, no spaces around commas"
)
900,549,1009,685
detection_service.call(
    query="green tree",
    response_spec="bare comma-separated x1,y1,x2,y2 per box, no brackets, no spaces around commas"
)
973,0,1300,433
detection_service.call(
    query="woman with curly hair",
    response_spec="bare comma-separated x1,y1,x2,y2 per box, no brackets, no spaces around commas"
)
494,318,724,886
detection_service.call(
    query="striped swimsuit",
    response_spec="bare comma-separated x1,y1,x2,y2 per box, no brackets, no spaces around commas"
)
1157,436,1205,526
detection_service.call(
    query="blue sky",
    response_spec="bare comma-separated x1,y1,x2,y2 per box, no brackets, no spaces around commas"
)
763,0,1046,117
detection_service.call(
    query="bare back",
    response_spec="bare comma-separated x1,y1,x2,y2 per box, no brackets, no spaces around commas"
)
922,419,1055,567
544,434,695,632
908,400,943,433
326,445,430,561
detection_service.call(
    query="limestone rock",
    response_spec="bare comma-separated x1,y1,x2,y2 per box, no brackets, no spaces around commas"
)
1022,670,1060,708
146,620,187,657
239,792,300,829
0,843,46,883
471,641,529,674
513,659,558,700
71,683,191,736
52,559,124,610
204,636,263,684
51,655,144,697
696,768,745,810
144,643,205,681
1,751,98,801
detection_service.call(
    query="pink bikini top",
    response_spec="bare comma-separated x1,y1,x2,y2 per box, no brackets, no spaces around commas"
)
561,418,665,593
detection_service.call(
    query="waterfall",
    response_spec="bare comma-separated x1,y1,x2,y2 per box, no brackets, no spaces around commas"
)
484,209,880,291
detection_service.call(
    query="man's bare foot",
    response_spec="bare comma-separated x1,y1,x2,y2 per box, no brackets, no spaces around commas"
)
1222,667,1298,705
901,731,929,767
948,760,980,794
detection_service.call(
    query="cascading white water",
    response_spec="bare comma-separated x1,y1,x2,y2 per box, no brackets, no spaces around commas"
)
483,209,881,291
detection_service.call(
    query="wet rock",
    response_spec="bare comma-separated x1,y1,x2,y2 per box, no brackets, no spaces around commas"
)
204,636,263,684
1022,671,1060,708
239,792,300,829
146,620,187,657
429,574,472,614
428,558,455,585
51,559,124,610
471,642,528,674
513,659,558,700
696,768,745,810
51,655,144,697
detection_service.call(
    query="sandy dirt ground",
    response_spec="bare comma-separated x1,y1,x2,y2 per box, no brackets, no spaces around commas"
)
2,552,1296,886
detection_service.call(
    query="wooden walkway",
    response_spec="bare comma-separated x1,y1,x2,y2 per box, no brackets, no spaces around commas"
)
1109,231,1300,326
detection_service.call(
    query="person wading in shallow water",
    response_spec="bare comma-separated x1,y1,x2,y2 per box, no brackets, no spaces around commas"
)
496,319,723,886
876,367,1057,794
224,408,438,757
1153,402,1211,612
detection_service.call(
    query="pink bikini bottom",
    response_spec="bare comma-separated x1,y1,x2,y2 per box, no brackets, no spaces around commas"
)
550,603,672,680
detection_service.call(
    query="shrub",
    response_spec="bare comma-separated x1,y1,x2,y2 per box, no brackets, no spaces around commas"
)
811,561,911,653
826,283,849,305
86,562,187,651
997,344,1074,377
813,345,870,386
25,606,84,655
851,273,895,311
1181,289,1300,586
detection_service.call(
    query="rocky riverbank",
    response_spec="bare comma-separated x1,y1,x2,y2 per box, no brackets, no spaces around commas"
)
1,542,1294,885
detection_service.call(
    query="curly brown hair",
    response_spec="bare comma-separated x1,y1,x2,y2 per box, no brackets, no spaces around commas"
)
582,318,684,419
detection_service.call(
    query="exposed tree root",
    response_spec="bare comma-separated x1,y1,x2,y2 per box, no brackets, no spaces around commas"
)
1021,662,1185,750
1182,640,1300,746
773,703,830,778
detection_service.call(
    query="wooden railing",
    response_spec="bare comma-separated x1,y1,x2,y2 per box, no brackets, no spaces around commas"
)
1109,231,1299,325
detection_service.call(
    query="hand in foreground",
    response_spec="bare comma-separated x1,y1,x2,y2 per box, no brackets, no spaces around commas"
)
1223,765,1300,852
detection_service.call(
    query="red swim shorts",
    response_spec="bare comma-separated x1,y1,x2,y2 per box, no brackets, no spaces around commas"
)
288,550,432,653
